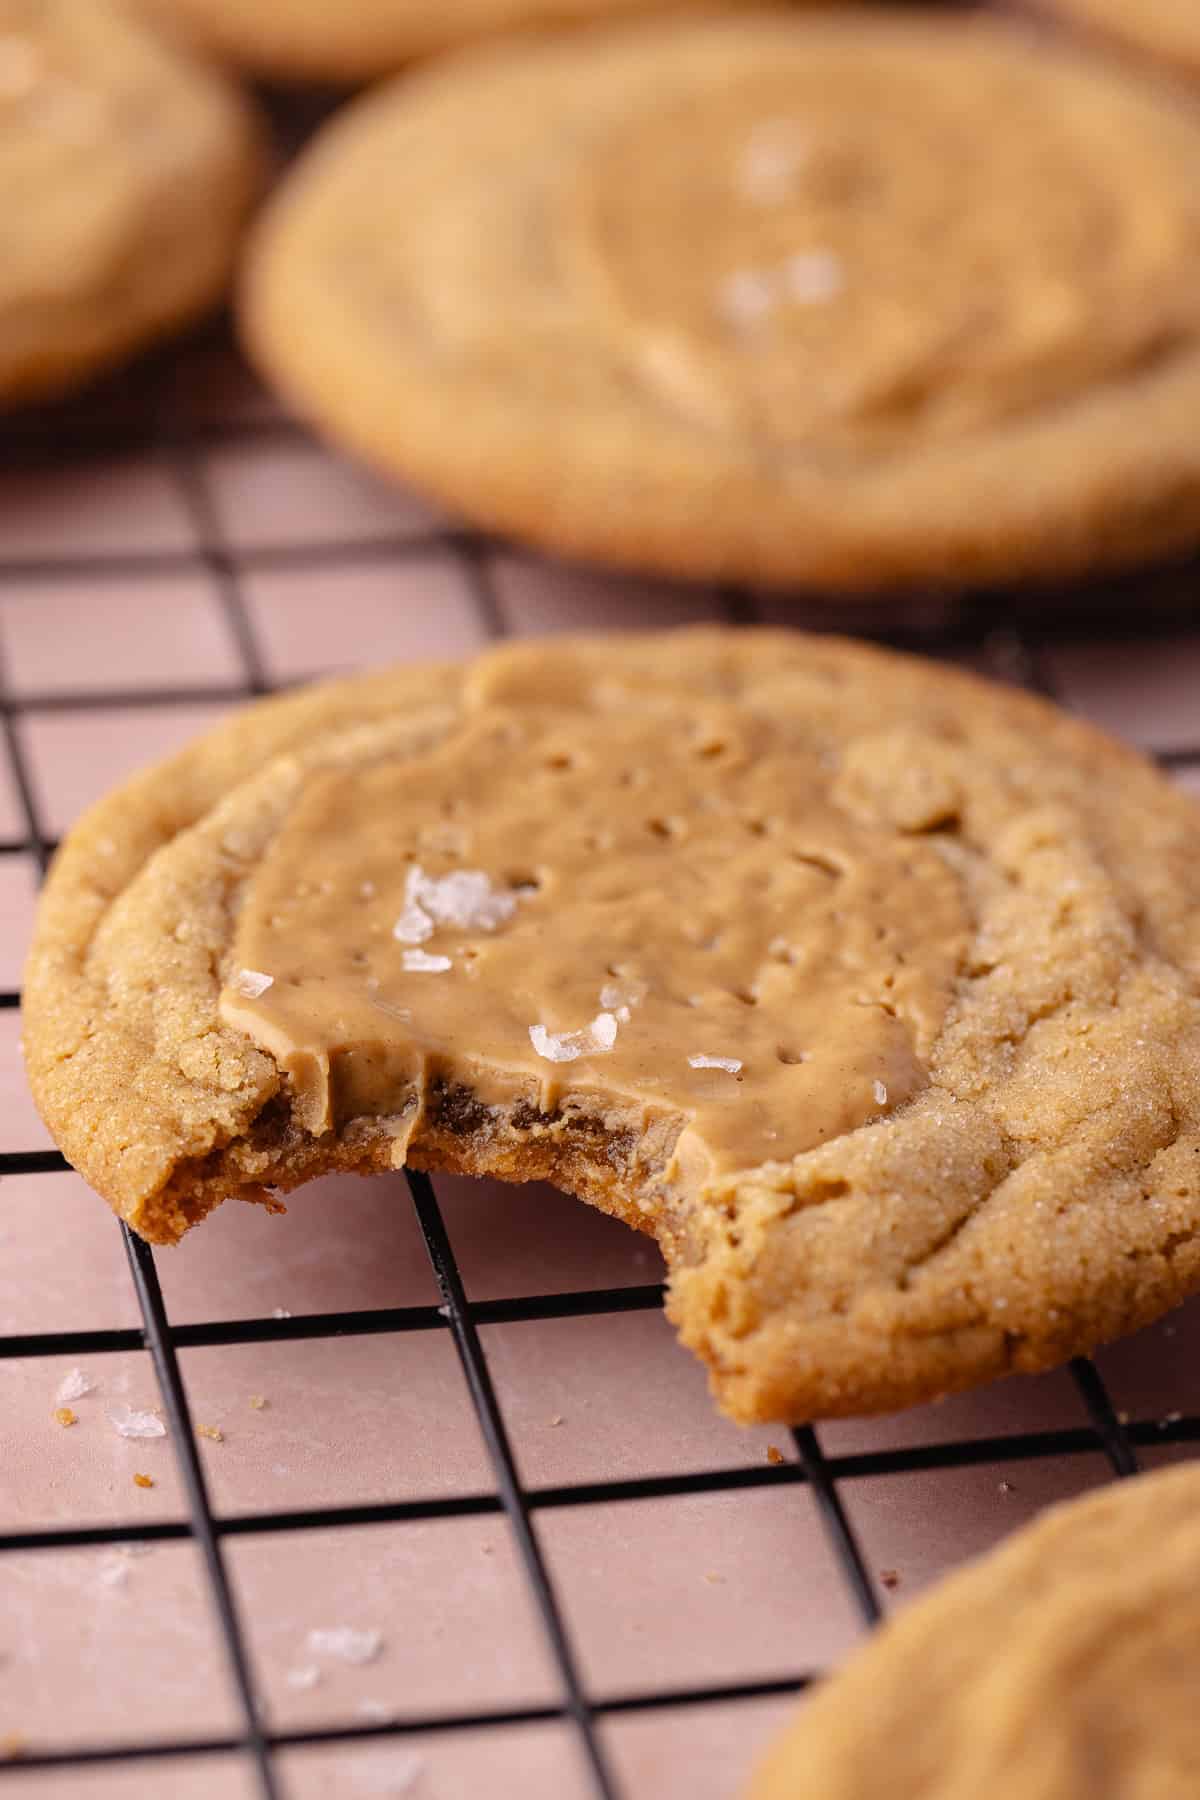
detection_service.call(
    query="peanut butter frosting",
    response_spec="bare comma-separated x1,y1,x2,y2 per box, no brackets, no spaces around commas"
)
243,10,1200,591
22,630,1200,1423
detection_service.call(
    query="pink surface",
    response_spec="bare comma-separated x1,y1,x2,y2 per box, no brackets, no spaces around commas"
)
0,323,1197,1800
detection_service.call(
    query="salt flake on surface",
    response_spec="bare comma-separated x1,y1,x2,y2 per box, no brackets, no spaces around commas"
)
688,1054,743,1074
393,864,518,945
56,1368,93,1405
599,978,648,1022
783,248,844,305
286,1666,321,1690
110,1404,166,1440
529,1012,618,1064
97,1557,129,1588
271,1307,292,1320
306,1626,383,1666
873,1080,888,1106
717,268,775,331
401,949,452,973
356,1698,392,1721
738,117,809,204
231,968,273,1000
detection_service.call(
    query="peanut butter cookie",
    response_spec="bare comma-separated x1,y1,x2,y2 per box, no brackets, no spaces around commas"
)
0,0,262,409
129,0,773,82
242,10,1200,595
23,630,1200,1422
747,1461,1200,1799
1039,0,1200,85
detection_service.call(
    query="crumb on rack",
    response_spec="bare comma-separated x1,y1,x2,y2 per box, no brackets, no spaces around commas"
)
880,1569,901,1590
703,1571,725,1585
196,1424,224,1443
249,1394,267,1411
766,1444,784,1465
132,1472,154,1489
549,1414,564,1428
0,1733,26,1761
54,1406,78,1428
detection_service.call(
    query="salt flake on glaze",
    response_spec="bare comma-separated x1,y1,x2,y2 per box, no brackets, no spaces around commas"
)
109,1403,166,1440
689,1054,743,1075
529,1012,619,1064
738,117,809,205
306,1626,383,1666
230,968,274,1000
401,949,452,973
717,268,776,331
783,248,844,305
392,863,519,945
599,977,648,1026
873,1080,889,1107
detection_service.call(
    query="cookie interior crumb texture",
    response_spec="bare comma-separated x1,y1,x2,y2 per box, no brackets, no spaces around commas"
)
746,1462,1200,1799
0,0,263,408
242,9,1200,593
22,628,1200,1422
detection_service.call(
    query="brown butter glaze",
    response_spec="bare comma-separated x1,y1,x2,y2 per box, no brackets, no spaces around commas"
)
220,688,968,1183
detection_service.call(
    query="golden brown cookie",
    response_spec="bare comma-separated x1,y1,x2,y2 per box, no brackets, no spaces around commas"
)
23,629,1200,1423
747,1461,1200,1800
242,10,1200,595
1037,0,1200,85
0,0,262,409
128,0,772,82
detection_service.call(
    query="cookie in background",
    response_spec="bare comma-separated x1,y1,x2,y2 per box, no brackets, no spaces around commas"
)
242,8,1200,596
1035,0,1200,86
746,1462,1200,1799
0,0,262,409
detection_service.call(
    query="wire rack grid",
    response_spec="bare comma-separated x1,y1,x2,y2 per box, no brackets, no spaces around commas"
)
1,264,1200,1800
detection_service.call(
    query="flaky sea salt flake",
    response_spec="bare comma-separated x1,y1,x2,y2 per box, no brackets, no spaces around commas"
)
393,864,519,946
783,248,844,305
689,1054,743,1074
738,117,809,204
56,1368,93,1405
231,968,273,1000
873,1080,888,1107
717,268,775,331
402,949,452,973
110,1404,166,1440
529,1011,618,1063
306,1626,383,1666
286,1666,321,1690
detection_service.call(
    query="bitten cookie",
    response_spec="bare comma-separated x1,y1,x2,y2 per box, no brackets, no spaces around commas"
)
129,0,773,83
746,1461,1200,1799
1037,0,1200,85
242,10,1200,595
0,0,262,408
23,629,1200,1423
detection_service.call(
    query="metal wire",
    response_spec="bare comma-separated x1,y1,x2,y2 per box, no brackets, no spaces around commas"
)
1,351,1198,1795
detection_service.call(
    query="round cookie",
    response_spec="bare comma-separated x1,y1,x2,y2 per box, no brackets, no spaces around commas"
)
129,0,774,83
23,629,1200,1423
1037,1,1200,86
747,1461,1200,1799
242,10,1200,595
0,0,262,409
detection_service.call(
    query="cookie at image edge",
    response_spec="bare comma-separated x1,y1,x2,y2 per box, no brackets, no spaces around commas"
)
21,629,1200,1423
242,8,1200,594
746,1461,1200,1799
0,0,263,409
1035,0,1200,84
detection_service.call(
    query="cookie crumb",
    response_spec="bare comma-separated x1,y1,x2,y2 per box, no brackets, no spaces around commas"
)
549,1414,564,1428
248,1394,267,1411
132,1472,154,1489
1117,1410,1131,1425
880,1569,901,1590
230,968,273,999
53,1406,78,1428
196,1424,224,1443
703,1571,725,1585
0,1732,26,1761
766,1444,785,1465
1158,1411,1183,1429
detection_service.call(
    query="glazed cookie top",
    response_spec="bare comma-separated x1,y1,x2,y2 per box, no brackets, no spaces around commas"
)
747,1462,1200,1799
0,0,261,404
23,630,1200,1421
244,11,1200,591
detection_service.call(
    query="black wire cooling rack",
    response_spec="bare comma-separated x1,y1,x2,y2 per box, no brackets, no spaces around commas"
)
1,329,1200,1800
